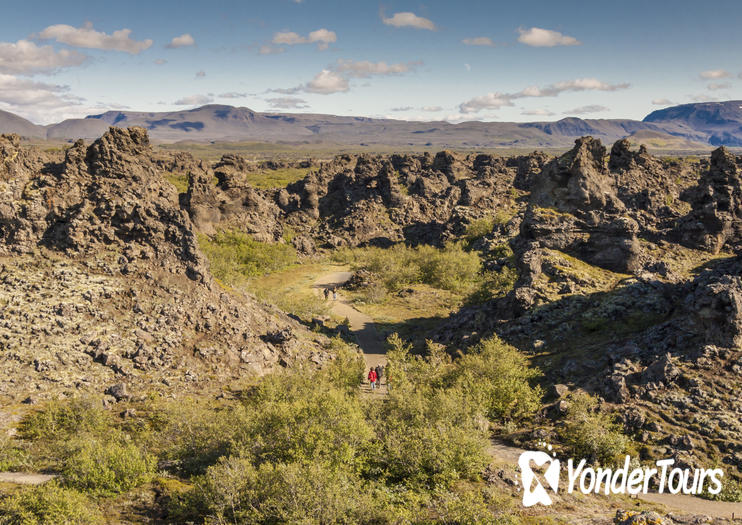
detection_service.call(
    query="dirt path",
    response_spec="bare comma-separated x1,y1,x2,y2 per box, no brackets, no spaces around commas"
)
488,440,742,519
0,472,56,485
313,269,387,392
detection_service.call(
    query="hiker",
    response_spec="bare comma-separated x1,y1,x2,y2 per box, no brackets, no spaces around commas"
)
323,287,329,301
375,364,383,386
368,367,377,390
332,288,337,301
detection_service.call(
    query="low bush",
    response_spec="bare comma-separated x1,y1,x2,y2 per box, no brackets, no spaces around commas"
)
0,482,103,524
19,398,110,442
334,243,482,295
63,439,155,496
560,393,632,466
0,434,31,472
451,336,542,422
197,230,297,284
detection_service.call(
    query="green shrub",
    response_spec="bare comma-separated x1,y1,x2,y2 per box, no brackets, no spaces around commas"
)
561,393,632,466
63,440,155,496
197,230,297,284
451,336,542,422
376,387,490,487
0,434,31,472
19,398,110,442
465,216,495,242
234,372,374,471
147,399,239,476
184,458,375,524
325,337,366,391
0,482,103,524
334,243,482,295
704,477,742,502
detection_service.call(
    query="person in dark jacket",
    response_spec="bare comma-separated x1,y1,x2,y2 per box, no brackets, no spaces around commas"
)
375,365,384,386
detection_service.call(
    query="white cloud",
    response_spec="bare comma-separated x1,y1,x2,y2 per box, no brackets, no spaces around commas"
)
564,104,609,115
166,33,195,48
304,69,349,94
272,28,337,50
0,39,86,75
219,92,248,99
390,106,413,112
266,96,308,109
521,108,555,116
38,22,152,54
708,82,730,91
462,37,494,47
153,58,167,65
699,69,730,79
651,98,675,105
333,59,421,78
381,12,436,30
422,106,443,112
0,73,86,123
459,77,629,113
464,63,471,71
459,93,514,114
273,58,421,95
195,70,206,78
173,94,213,105
516,78,629,97
517,27,580,47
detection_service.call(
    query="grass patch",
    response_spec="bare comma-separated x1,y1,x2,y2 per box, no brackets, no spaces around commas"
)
245,166,312,189
248,262,334,321
165,173,189,194
197,230,297,285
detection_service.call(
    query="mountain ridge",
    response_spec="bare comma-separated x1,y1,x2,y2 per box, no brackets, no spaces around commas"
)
1,100,741,149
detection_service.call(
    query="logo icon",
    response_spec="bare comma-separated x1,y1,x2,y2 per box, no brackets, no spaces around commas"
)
518,449,560,507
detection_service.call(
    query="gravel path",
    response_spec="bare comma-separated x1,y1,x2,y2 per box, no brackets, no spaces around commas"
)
0,472,56,485
314,270,387,393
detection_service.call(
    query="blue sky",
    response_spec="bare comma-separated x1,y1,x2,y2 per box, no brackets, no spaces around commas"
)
0,0,740,124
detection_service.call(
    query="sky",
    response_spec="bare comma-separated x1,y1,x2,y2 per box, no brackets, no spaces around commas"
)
0,0,740,125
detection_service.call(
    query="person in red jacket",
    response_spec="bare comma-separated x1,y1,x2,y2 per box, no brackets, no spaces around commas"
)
368,368,377,390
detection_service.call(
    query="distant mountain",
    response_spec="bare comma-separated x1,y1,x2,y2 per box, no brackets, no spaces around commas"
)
0,110,45,138
644,100,742,147
1,101,741,149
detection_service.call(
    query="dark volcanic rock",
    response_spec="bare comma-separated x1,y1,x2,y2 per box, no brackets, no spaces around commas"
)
677,146,742,253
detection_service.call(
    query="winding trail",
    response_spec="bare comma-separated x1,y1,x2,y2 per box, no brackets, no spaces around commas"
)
313,270,387,392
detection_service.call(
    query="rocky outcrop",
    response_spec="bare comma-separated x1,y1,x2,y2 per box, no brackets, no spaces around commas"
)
0,128,329,403
677,146,742,253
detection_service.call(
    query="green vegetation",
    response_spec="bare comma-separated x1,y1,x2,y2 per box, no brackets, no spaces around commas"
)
706,478,742,502
464,210,514,244
197,230,297,285
245,166,312,189
0,482,104,524
560,393,633,465
165,172,190,194
1,334,547,523
333,243,482,295
63,440,155,496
